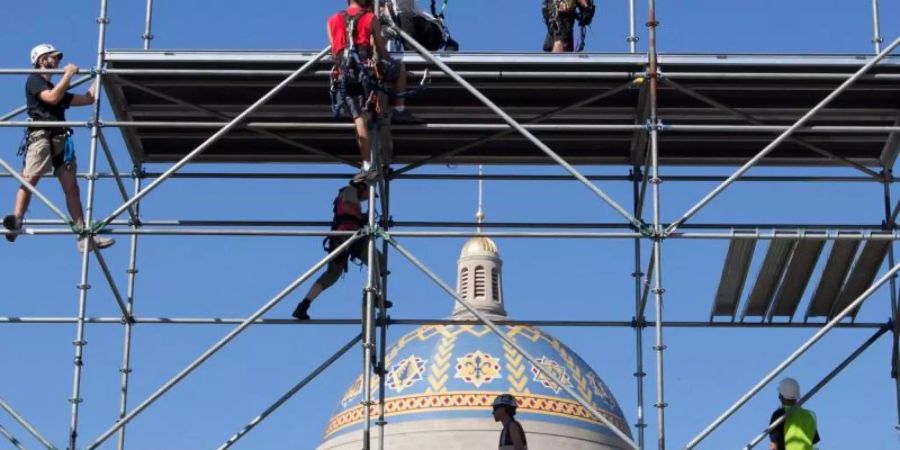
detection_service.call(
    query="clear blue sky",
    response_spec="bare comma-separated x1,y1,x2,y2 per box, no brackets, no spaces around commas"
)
1,1,899,449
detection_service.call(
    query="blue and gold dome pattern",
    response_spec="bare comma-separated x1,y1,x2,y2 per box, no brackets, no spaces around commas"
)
324,323,632,440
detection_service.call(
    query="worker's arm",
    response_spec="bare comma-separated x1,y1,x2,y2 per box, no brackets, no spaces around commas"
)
371,18,392,60
577,0,591,7
327,22,335,49
509,422,527,450
69,80,96,107
37,64,77,105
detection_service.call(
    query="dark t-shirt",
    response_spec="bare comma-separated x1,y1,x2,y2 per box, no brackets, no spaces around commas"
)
769,407,821,450
25,74,73,122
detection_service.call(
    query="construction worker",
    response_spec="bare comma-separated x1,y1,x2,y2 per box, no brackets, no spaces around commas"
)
492,394,528,450
292,176,390,320
3,44,114,252
382,0,459,51
768,378,821,450
542,0,596,52
327,0,422,175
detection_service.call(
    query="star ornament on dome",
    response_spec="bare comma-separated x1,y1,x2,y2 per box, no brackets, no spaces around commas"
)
454,350,502,388
530,356,573,394
386,355,428,393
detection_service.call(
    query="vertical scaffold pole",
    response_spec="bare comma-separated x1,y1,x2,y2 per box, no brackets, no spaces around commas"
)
376,176,391,450
882,172,900,432
871,0,883,54
361,6,382,450
628,0,638,53
142,0,154,50
646,0,666,449
632,170,647,449
116,168,142,450
68,1,109,448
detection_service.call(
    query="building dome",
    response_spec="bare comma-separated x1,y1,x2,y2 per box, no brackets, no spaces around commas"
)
460,236,499,258
318,198,632,450
318,324,632,450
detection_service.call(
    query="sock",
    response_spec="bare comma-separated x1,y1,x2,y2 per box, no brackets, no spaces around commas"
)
393,105,405,113
362,160,371,171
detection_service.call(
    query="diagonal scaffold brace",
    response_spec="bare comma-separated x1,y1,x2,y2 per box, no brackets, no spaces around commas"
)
82,232,363,450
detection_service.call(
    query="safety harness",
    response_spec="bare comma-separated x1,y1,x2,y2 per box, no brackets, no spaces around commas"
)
543,0,596,52
330,9,379,118
323,185,367,270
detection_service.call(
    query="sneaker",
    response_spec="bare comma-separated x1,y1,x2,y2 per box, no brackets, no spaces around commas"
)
3,215,22,243
77,235,116,253
391,109,424,125
353,167,380,184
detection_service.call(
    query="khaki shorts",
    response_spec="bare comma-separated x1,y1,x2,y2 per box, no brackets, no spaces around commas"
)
23,129,75,177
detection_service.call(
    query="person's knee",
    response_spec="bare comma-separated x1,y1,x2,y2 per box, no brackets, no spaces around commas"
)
21,174,42,186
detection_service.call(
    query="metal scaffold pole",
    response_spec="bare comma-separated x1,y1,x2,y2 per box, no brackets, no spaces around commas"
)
116,168,142,450
628,0,638,53
646,0,666,449
142,0,155,49
68,1,109,448
884,172,900,432
631,169,647,449
871,0,883,54
376,174,391,450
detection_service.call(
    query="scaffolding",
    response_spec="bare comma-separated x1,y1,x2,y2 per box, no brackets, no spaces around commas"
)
0,1,898,449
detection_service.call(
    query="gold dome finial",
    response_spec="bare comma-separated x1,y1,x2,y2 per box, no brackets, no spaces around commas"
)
460,165,498,258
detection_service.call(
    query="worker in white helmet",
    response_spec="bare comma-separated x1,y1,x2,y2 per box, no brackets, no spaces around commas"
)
492,394,528,450
768,378,821,450
3,44,114,252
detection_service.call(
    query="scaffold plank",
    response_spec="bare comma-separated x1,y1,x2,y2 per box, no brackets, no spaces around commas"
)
806,238,861,319
742,239,796,320
831,237,891,319
711,234,756,319
769,240,826,320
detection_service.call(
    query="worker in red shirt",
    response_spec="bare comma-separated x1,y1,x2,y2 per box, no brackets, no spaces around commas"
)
327,0,422,174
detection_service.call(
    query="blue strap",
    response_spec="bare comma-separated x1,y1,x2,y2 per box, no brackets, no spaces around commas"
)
63,134,76,163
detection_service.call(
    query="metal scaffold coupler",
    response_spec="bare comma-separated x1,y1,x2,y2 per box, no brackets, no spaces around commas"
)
77,284,92,291
653,345,667,351
631,317,648,329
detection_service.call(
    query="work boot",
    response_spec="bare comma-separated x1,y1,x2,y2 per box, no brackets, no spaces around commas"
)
3,215,22,243
391,109,424,125
77,235,116,253
292,299,312,321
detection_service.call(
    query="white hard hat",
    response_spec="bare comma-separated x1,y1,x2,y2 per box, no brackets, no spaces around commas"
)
778,378,800,400
492,394,518,410
30,43,63,66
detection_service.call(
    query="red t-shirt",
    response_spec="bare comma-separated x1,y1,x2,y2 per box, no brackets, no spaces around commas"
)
328,6,375,56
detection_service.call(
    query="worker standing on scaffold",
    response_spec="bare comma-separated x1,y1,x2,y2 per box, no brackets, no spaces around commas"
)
291,175,390,321
3,44,114,252
327,0,423,177
542,0,596,52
